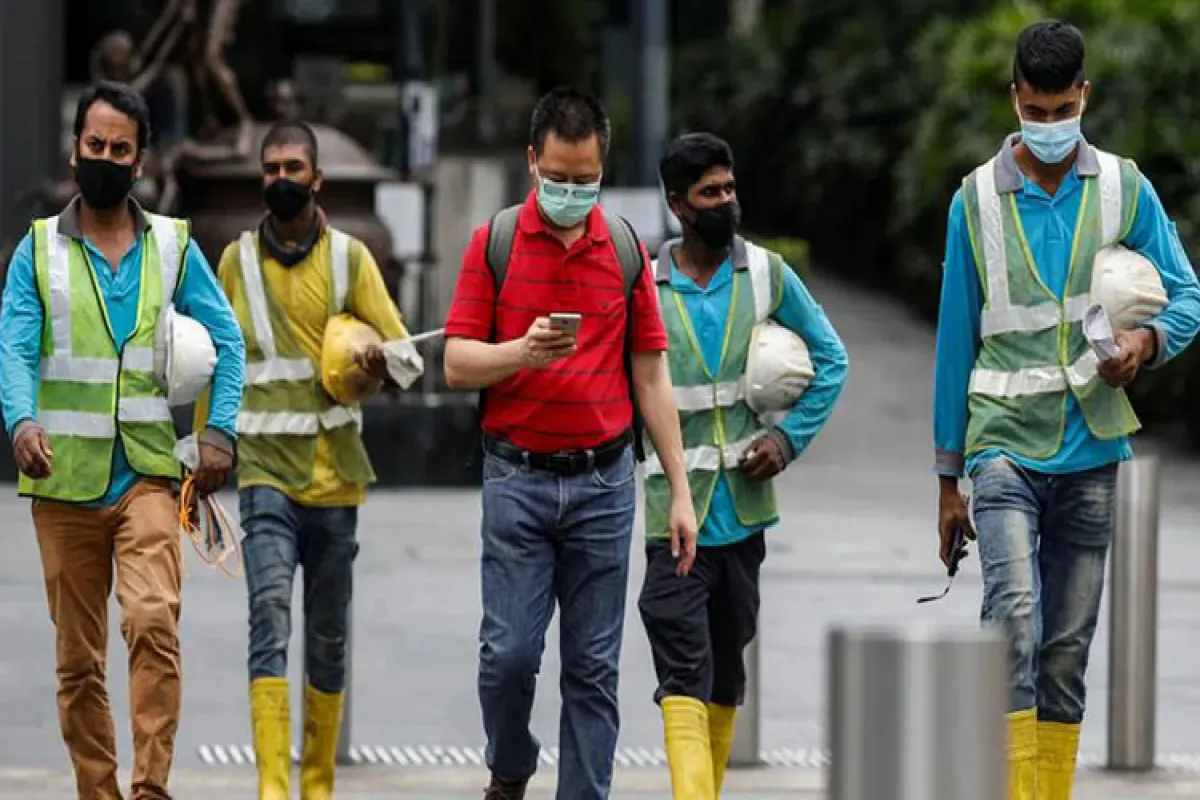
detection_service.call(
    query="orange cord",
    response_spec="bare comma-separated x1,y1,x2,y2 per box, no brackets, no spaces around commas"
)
178,470,243,578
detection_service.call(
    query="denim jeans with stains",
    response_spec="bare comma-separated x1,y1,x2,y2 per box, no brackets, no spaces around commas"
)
476,446,636,800
240,486,359,693
970,455,1117,724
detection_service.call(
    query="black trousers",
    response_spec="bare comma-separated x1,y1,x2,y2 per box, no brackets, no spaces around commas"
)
637,533,766,706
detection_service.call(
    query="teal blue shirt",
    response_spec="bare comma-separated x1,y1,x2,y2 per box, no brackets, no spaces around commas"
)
0,208,246,508
669,254,848,547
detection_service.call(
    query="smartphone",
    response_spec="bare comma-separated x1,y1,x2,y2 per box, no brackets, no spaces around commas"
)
549,312,582,337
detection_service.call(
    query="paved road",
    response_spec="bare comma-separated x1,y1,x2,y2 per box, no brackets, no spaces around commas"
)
4,274,1200,793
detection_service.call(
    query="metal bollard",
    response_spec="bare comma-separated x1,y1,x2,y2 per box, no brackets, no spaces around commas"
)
729,637,761,766
302,600,355,766
1107,455,1160,772
827,624,1007,800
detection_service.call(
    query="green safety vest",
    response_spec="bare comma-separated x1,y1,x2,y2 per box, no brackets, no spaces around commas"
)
229,228,375,492
19,213,188,502
962,149,1142,460
642,237,784,539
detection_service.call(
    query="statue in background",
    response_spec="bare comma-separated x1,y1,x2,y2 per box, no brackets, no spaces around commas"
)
138,0,254,155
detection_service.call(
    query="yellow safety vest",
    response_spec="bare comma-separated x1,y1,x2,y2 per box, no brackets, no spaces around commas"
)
19,213,187,502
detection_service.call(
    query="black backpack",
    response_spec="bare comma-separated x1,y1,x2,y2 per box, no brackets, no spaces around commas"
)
481,205,647,462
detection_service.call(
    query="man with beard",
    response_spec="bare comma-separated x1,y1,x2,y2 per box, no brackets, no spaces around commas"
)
0,80,245,800
637,132,848,799
204,119,408,800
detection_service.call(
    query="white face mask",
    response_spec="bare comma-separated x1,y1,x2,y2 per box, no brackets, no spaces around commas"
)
1015,99,1086,165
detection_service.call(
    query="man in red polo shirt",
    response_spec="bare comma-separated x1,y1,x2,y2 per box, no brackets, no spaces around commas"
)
444,86,697,800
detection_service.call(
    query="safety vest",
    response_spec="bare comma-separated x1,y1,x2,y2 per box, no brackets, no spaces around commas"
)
962,149,1142,460
19,213,187,502
642,238,783,539
228,228,374,492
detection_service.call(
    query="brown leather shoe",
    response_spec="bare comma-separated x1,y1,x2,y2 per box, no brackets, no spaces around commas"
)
484,774,529,800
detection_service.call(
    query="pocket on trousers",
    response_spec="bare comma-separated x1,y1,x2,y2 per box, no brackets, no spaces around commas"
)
482,454,521,484
592,447,635,489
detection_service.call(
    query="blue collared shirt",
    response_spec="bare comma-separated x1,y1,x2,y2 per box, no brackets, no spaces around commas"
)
0,207,246,507
934,136,1200,478
668,252,848,547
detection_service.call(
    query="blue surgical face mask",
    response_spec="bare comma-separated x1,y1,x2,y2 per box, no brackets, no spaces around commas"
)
535,171,601,228
1018,106,1084,165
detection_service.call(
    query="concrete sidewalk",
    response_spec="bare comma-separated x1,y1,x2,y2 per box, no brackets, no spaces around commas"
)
3,765,1200,799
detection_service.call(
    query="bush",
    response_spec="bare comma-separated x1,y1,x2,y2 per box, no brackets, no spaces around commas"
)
752,236,812,281
894,0,1200,437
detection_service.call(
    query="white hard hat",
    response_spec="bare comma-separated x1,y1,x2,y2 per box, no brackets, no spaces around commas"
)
1091,245,1167,331
744,320,814,415
154,305,217,407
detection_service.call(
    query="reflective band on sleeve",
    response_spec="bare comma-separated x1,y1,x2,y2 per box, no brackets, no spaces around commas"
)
1095,150,1123,246
244,358,315,386
123,346,155,374
745,242,772,323
40,355,118,383
117,396,172,423
149,215,181,307
239,233,278,359
44,217,73,356
330,229,350,313
642,433,762,477
38,410,116,439
969,351,1101,398
673,381,745,412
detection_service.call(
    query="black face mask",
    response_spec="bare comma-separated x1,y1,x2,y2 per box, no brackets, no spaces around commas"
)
687,201,741,250
75,156,134,211
264,178,314,222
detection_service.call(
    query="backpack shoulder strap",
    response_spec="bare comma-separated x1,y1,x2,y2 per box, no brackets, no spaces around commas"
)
604,213,644,299
485,205,522,292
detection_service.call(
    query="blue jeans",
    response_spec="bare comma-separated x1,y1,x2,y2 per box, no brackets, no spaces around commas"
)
477,446,636,800
970,456,1117,724
240,486,359,693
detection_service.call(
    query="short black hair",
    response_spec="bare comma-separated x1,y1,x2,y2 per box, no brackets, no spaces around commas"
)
529,86,611,157
261,120,319,168
73,81,151,154
1013,20,1086,93
658,132,735,198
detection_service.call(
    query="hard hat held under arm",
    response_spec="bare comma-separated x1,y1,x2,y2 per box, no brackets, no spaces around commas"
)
744,320,815,415
1089,244,1168,331
154,304,217,406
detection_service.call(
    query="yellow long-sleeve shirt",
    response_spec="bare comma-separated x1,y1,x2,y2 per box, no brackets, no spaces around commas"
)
197,228,408,507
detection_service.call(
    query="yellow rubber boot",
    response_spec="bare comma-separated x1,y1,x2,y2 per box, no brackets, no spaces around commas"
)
1007,709,1038,800
662,696,716,800
300,684,345,800
1038,720,1081,800
250,678,291,800
707,703,737,795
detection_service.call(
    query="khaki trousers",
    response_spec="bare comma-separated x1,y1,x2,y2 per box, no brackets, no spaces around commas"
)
33,479,182,800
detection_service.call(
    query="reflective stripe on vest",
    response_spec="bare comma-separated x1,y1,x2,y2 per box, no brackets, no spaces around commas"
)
968,151,1124,399
236,228,358,433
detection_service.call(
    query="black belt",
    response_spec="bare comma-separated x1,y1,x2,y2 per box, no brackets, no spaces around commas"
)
483,430,632,476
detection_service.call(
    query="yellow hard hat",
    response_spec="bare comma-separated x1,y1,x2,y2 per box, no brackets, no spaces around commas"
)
320,313,384,406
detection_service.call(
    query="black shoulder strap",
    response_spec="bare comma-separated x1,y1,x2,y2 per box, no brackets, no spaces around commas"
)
604,213,644,300
604,214,648,463
485,205,522,292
